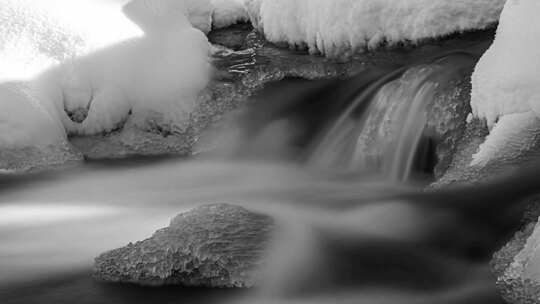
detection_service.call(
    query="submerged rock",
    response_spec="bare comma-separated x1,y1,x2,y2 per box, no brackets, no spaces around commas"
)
93,204,274,288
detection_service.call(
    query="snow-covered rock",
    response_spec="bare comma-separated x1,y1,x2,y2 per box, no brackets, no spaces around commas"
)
471,112,540,167
0,81,82,172
184,0,250,33
246,0,504,58
469,0,540,167
211,0,249,29
94,204,274,287
492,220,540,304
471,0,540,129
0,0,211,170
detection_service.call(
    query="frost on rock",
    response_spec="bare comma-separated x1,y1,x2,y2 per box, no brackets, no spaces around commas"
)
245,0,504,58
94,204,274,288
0,0,210,170
493,220,540,304
469,0,540,167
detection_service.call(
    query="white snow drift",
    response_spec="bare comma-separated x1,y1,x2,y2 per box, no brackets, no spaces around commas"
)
245,0,505,57
471,0,540,128
470,0,540,166
0,0,210,158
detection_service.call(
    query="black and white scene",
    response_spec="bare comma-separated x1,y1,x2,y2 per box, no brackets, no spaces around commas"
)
1,0,539,303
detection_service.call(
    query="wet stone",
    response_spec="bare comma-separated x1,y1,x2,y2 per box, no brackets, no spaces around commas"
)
492,219,540,304
93,204,274,288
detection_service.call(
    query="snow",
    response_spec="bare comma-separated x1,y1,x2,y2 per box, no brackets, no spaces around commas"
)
471,0,540,129
0,82,65,148
246,0,505,57
471,112,540,167
185,0,250,31
0,0,210,166
211,0,249,29
183,0,213,33
470,0,540,166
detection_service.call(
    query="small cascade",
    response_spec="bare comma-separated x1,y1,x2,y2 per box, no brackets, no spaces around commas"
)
309,53,476,182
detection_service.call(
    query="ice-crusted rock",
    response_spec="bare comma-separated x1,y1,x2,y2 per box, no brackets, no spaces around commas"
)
0,143,82,173
93,204,274,288
425,75,473,179
245,0,504,58
492,215,540,304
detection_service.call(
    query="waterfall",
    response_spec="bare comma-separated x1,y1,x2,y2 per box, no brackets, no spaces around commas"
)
309,53,477,181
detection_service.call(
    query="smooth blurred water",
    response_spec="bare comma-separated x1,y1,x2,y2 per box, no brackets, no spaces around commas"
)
308,53,477,181
0,54,503,304
0,156,505,304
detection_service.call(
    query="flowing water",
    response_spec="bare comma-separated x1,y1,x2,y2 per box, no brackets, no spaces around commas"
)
308,53,477,181
0,51,509,304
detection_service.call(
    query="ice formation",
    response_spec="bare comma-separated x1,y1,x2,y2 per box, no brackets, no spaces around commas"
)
180,0,249,32
470,0,540,165
211,0,250,29
245,0,505,57
471,112,540,167
0,0,211,169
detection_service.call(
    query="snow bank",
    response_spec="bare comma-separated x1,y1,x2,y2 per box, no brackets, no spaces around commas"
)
471,0,540,129
0,0,210,169
246,0,505,57
0,82,65,148
470,0,540,166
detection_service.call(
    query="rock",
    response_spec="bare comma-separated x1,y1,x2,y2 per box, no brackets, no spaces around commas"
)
70,80,251,159
208,23,253,51
93,204,274,288
431,117,490,187
434,113,540,188
0,143,83,173
425,76,474,179
492,218,540,304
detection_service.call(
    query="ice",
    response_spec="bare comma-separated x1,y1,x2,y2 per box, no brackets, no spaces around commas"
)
212,0,249,29
245,0,504,58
